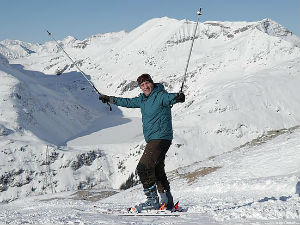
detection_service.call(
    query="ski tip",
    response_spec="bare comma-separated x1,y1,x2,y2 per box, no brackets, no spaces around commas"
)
158,203,166,210
127,207,138,213
174,201,179,211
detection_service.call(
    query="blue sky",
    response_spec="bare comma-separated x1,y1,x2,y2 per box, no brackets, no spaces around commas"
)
0,0,299,43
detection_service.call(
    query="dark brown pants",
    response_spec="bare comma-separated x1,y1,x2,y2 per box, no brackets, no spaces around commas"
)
136,139,171,193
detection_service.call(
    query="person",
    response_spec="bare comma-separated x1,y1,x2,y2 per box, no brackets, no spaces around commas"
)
99,74,185,212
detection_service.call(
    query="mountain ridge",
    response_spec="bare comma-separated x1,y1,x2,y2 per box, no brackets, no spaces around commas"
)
0,17,299,203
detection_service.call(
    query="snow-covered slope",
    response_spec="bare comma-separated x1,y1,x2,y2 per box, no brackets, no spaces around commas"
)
0,126,299,224
0,52,124,202
0,16,299,223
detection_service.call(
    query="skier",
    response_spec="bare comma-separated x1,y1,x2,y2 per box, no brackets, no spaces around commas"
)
99,74,185,212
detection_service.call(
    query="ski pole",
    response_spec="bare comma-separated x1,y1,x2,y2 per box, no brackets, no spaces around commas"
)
179,8,202,93
46,30,112,111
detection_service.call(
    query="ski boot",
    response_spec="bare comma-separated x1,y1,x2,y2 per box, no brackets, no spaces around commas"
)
133,185,160,212
159,190,174,210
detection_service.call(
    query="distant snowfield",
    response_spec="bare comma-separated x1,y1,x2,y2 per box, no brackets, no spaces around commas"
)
67,117,143,146
0,16,300,224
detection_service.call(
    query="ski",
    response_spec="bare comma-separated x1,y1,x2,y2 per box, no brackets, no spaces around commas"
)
117,213,181,217
121,201,185,216
84,202,186,217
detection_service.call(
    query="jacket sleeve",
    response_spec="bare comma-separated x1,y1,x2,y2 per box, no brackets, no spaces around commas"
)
160,92,177,107
113,95,142,108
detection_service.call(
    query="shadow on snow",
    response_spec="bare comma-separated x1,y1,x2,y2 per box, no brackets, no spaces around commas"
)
6,63,130,146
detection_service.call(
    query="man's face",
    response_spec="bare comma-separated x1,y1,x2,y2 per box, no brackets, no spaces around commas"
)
139,81,154,97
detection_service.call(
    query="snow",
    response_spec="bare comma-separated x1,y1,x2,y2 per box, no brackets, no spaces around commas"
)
0,128,299,224
0,17,299,224
67,117,143,146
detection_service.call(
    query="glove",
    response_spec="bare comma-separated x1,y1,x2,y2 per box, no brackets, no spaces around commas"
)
99,95,114,104
174,92,185,103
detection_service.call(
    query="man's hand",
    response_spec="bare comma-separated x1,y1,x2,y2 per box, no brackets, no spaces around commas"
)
174,92,185,103
99,95,114,104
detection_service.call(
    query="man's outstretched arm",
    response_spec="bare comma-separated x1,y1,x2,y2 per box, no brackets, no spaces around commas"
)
160,92,185,107
99,94,142,108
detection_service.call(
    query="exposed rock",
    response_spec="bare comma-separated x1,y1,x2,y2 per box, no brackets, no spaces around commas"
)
0,124,14,136
71,150,102,171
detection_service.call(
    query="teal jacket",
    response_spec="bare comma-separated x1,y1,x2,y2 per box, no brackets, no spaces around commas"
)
114,83,177,143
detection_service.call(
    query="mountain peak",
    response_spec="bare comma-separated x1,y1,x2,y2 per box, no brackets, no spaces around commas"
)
62,36,77,44
255,18,299,46
256,18,292,36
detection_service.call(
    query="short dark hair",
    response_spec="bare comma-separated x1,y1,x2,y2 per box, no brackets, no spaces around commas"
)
137,74,153,85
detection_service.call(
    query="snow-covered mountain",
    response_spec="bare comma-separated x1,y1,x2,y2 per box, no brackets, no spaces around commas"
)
0,17,299,224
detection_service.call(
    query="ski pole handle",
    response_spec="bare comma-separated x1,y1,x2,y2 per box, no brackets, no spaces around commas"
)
197,8,202,16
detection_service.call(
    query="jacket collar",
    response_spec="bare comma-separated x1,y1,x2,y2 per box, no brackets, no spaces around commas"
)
141,83,164,100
